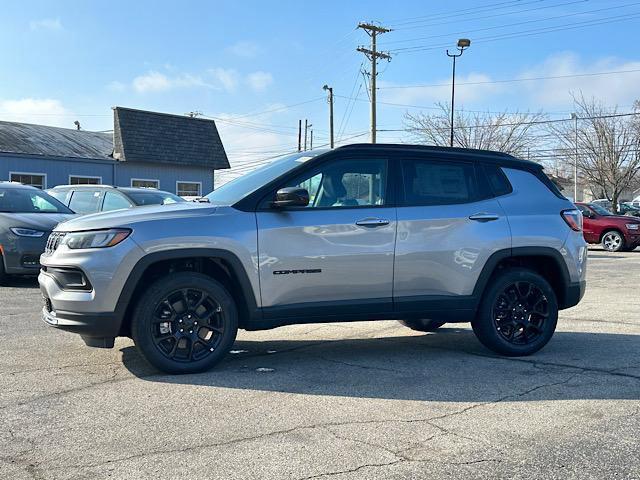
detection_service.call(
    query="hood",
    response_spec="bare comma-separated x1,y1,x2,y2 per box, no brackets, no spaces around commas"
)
607,215,640,223
0,212,75,231
56,202,218,232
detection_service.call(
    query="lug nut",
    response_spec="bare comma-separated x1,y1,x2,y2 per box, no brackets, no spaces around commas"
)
180,328,184,332
189,330,193,334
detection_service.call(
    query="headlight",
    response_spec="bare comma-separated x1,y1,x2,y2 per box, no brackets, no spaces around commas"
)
626,223,640,230
10,227,46,237
61,228,131,249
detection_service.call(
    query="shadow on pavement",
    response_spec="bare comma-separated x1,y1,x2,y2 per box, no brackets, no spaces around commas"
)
120,327,640,402
1,276,40,289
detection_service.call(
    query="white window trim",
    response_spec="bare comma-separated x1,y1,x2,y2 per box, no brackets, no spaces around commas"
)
9,171,47,189
68,175,102,185
130,178,160,188
176,180,202,196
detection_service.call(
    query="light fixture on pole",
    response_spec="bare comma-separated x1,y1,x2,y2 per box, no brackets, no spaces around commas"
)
446,38,471,147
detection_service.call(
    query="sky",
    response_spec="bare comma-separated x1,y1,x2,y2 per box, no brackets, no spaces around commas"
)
1,0,639,183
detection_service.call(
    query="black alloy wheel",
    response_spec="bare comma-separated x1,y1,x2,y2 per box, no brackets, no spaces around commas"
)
151,288,226,362
492,281,548,345
472,268,558,356
131,272,238,374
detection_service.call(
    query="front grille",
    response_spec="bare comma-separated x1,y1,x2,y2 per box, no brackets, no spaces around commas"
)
44,232,66,255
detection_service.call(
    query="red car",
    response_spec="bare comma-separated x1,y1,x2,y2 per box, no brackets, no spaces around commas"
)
576,202,640,252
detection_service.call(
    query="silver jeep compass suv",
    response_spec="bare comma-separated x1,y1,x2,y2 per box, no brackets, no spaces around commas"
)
39,144,587,374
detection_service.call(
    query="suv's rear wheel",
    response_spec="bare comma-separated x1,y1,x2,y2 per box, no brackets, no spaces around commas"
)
601,230,624,252
131,272,238,374
472,268,558,356
398,319,446,332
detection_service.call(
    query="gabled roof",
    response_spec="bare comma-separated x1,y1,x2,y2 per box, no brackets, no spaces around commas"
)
113,107,230,169
0,121,113,160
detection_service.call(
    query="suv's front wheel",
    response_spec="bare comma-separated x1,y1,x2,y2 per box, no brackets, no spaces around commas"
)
131,272,238,374
472,268,558,356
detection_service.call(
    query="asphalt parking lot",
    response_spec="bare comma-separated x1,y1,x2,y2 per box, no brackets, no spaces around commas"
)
1,248,638,480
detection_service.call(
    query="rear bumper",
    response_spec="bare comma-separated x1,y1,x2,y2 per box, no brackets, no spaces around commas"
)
561,280,586,310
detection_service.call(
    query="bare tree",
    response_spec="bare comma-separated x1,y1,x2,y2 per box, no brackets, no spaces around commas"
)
404,102,546,157
548,95,640,213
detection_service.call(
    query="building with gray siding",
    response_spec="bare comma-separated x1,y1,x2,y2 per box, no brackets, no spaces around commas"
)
0,107,229,196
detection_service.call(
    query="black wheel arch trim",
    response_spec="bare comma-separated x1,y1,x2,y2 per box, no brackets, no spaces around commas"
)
472,246,573,309
113,248,261,334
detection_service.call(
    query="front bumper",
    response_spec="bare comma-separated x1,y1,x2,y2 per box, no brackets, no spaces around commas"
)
41,305,117,347
1,234,48,275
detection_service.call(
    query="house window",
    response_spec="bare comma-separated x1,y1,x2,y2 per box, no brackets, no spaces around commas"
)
69,176,101,185
176,181,202,197
10,172,46,189
131,179,159,189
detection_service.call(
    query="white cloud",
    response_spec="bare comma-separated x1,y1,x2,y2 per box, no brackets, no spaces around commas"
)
518,52,640,109
379,72,504,108
227,41,260,58
209,68,240,92
29,18,63,32
0,98,71,127
246,71,273,92
131,71,212,93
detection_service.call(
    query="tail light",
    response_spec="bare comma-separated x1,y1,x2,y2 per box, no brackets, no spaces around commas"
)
561,209,583,232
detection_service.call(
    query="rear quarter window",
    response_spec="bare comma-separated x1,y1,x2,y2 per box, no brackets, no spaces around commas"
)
482,165,513,197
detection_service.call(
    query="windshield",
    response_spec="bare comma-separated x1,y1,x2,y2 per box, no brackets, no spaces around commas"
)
589,203,612,216
0,187,73,214
127,191,185,206
205,151,323,205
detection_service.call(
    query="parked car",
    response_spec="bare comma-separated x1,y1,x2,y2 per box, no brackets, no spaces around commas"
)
0,182,74,283
40,144,587,373
619,203,640,217
575,202,640,252
46,185,185,215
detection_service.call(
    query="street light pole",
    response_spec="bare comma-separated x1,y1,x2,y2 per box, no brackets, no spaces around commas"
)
446,38,471,148
323,85,334,149
571,113,579,201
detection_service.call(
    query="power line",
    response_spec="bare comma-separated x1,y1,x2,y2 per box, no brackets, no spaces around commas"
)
391,11,640,53
391,0,588,30
378,111,640,132
381,1,640,46
378,68,640,90
386,0,527,26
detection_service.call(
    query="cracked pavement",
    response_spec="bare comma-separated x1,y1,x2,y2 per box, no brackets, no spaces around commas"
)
1,247,638,479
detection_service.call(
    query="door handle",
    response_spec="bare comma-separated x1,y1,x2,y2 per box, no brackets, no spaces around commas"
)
469,213,499,222
356,218,390,227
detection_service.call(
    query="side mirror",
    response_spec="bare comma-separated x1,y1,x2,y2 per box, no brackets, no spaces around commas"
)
271,187,309,208
583,210,593,218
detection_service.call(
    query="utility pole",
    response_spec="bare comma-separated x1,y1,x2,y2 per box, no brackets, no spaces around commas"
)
571,113,579,201
323,85,334,148
310,129,314,150
357,23,391,144
304,120,313,151
298,120,302,152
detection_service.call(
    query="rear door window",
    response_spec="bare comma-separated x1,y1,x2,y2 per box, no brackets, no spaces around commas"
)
401,158,478,206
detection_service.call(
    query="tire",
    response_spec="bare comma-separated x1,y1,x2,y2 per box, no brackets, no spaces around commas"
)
398,319,446,332
472,268,558,357
0,255,7,286
601,230,625,252
131,272,238,374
